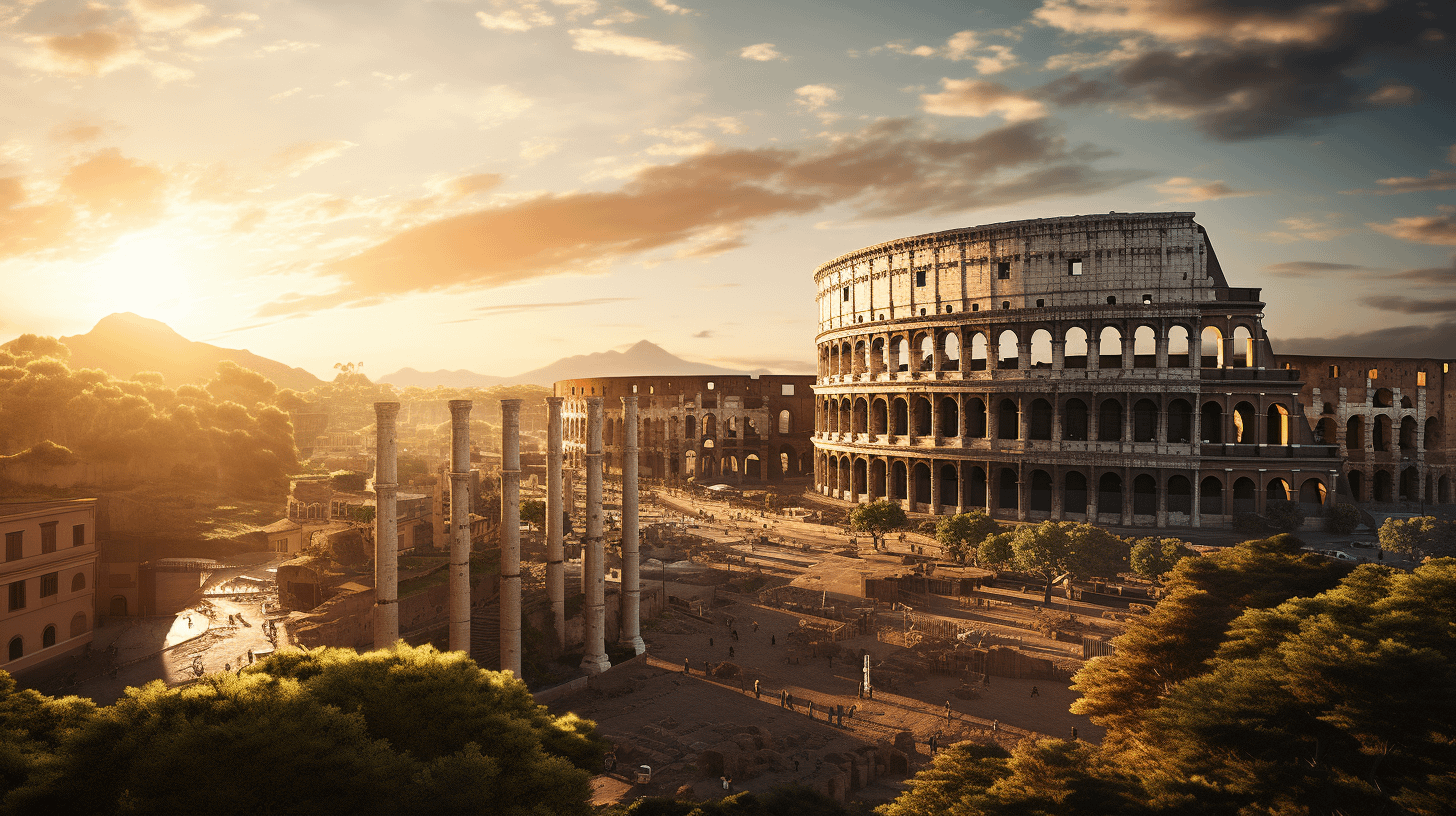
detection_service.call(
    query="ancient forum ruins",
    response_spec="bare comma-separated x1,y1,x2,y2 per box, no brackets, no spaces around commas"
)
812,212,1453,527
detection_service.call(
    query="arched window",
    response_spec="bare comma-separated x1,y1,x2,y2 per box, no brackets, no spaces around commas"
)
7,637,20,662
778,410,792,434
1200,326,1223,367
1098,326,1122,368
1064,327,1089,369
72,573,86,592
42,625,56,648
1167,325,1190,367
997,330,1019,369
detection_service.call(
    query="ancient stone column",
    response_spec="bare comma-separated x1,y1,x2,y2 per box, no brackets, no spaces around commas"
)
581,397,610,674
546,396,566,647
500,399,523,677
620,395,645,655
373,402,400,649
448,400,472,653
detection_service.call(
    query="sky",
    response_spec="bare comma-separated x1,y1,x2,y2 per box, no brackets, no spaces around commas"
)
1,0,1453,381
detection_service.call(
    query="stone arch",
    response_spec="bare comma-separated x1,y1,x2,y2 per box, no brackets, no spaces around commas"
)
853,340,867,375
1266,477,1290,503
1133,325,1157,368
1098,472,1123,513
1099,398,1123,442
1029,470,1053,512
1315,417,1336,445
893,337,910,372
72,572,86,591
1201,476,1224,515
917,333,935,371
109,595,128,616
889,461,908,501
1266,404,1290,446
940,463,959,507
1133,399,1158,442
1064,471,1088,514
1029,329,1052,368
1232,477,1256,514
1064,398,1089,441
1372,388,1393,408
997,399,1019,440
871,398,888,435
912,397,933,436
1167,399,1192,443
1299,478,1326,506
1373,415,1391,452
1400,466,1419,501
1064,326,1089,369
1201,401,1223,443
997,330,1019,369
966,398,987,438
778,410,792,434
968,332,988,371
1374,469,1393,502
1200,326,1224,367
1426,416,1440,450
852,457,867,496
1347,469,1364,501
892,398,909,436
746,454,762,480
1133,473,1157,515
852,398,868,435
1168,475,1192,515
913,463,933,505
871,336,887,374
870,458,886,498
939,396,959,437
7,636,20,661
1167,325,1191,367
1098,326,1123,368
998,468,1019,511
1231,325,1254,368
967,466,988,507
943,331,961,371
1029,398,1053,440
704,413,718,439
42,625,55,649
1232,401,1257,444
1346,415,1364,450
1400,416,1417,451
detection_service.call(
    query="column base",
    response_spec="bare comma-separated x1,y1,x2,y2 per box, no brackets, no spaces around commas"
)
581,652,611,675
621,636,647,655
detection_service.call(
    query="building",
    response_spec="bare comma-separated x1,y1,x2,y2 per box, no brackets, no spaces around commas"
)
1,499,97,677
811,212,1357,528
1272,355,1452,507
555,376,817,484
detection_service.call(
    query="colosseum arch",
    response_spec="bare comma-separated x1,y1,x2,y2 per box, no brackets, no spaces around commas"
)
968,332,988,371
966,398,987,438
1064,399,1089,441
939,396,959,437
997,330,1019,370
1167,325,1191,367
1029,329,1052,368
1064,326,1089,369
912,397,933,436
1133,325,1157,368
942,332,961,371
1098,326,1123,369
1200,326,1224,368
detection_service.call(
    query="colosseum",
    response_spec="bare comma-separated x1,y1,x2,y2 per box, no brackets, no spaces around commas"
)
811,211,1454,529
555,376,816,484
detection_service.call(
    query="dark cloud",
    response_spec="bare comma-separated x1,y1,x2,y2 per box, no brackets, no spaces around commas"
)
1032,0,1454,140
1263,260,1365,277
1361,295,1456,314
1275,319,1456,358
257,118,1150,317
691,330,713,338
1385,257,1456,285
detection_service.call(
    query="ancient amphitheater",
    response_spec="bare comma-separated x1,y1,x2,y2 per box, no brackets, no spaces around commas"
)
811,211,1384,529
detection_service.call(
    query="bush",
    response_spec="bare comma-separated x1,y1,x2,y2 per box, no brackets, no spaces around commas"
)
1232,513,1271,534
1263,501,1306,532
1325,502,1360,534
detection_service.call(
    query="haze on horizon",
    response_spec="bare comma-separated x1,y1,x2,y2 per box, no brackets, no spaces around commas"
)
2,0,1453,381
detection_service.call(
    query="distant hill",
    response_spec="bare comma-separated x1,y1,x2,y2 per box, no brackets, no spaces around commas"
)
376,340,764,387
60,313,325,392
377,367,507,388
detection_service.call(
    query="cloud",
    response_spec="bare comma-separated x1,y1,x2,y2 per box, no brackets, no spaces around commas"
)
266,141,356,178
1029,0,1455,140
1261,214,1354,243
1044,37,1142,71
649,0,693,15
794,84,839,112
568,28,690,60
254,118,1149,318
1369,206,1456,246
1345,145,1456,194
445,173,504,199
128,0,208,32
520,139,564,161
268,87,303,102
1361,295,1456,314
1153,176,1266,202
472,297,634,316
691,330,712,338
1384,257,1456,285
877,31,1020,74
1263,260,1365,277
60,149,168,224
740,43,785,61
0,177,74,260
51,122,106,143
32,29,144,76
920,79,1047,122
1275,319,1456,359
476,8,554,31
183,25,244,48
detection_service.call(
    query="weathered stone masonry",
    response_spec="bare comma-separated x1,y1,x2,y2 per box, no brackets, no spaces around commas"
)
811,212,1366,528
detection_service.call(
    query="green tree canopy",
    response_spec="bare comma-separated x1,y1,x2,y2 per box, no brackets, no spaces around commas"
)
1006,521,1128,605
1379,515,1456,559
1128,537,1196,583
1,644,604,815
521,498,546,530
935,511,1002,564
849,500,907,550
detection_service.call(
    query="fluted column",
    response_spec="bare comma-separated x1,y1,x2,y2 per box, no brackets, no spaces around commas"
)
500,399,522,677
620,396,645,654
448,400,472,653
545,396,566,647
581,397,610,674
373,402,400,649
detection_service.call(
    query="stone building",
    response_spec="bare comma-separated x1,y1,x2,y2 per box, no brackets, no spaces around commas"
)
1272,355,1452,507
554,376,816,484
1,499,96,677
811,212,1362,529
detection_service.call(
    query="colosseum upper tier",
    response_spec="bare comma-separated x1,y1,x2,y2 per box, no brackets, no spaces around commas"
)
812,211,1350,529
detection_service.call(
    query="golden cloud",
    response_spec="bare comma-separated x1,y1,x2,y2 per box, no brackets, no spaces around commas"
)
60,149,168,224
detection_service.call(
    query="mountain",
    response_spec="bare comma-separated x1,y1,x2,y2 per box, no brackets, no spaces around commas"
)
376,340,764,388
507,340,764,385
60,313,325,392
378,367,507,388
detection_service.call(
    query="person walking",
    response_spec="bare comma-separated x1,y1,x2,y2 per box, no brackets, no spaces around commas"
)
754,679,760,699
684,658,690,674
1031,686,1040,698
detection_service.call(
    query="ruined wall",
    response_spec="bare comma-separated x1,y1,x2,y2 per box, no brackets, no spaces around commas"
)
287,573,497,651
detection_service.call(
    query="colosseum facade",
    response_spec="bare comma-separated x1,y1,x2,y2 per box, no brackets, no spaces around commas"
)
812,211,1356,529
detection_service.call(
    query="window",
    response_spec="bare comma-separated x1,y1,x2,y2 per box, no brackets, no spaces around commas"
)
40,572,57,598
920,308,926,316
1069,259,1083,275
7,637,20,662
1036,299,1045,307
72,573,86,592
8,580,25,612
1417,371,1426,386
916,269,926,286
1141,294,1152,305
1001,301,1011,310
841,287,850,301
42,626,55,648
707,382,715,390
4,532,19,562
1368,368,1379,380
997,262,1011,279
631,384,638,393
41,522,57,554
945,305,953,313
878,314,884,320
1329,365,1340,377
971,303,979,312
781,384,795,396
1106,296,1117,305
72,524,85,548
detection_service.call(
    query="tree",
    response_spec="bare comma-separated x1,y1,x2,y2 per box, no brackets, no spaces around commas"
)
849,500,906,550
1324,502,1360,534
977,532,1015,567
1128,537,1196,583
1008,521,1128,605
1262,500,1306,532
935,511,1001,564
1379,516,1456,559
521,499,546,530
1,644,604,815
